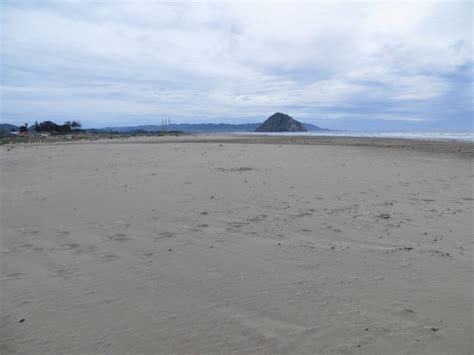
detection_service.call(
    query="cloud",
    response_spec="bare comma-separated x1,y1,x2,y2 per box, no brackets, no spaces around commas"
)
0,0,472,128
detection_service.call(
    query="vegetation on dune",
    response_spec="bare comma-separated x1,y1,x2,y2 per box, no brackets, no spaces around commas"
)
33,120,82,133
0,128,186,145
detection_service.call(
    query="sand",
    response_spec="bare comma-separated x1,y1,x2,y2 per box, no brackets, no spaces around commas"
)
1,135,472,354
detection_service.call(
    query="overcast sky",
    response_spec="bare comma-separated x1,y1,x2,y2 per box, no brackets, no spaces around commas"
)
1,0,472,129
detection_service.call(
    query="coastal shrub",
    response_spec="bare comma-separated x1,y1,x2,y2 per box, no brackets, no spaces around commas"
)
36,120,82,133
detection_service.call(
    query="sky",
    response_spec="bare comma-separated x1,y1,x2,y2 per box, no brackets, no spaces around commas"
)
1,0,472,130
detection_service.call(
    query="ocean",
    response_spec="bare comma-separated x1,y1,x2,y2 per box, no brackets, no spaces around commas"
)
239,131,474,142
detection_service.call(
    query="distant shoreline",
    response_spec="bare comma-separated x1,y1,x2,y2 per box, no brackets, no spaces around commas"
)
229,131,474,142
3,133,472,158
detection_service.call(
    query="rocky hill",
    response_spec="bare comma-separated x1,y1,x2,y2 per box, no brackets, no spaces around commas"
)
255,113,306,132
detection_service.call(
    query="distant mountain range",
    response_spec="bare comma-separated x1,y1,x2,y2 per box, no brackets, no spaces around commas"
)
90,122,327,133
1,122,328,133
0,123,18,132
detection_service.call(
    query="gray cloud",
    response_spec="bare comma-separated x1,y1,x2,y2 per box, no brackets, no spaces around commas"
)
1,0,472,129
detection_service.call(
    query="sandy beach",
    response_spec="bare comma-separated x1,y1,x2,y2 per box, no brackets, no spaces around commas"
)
1,135,472,354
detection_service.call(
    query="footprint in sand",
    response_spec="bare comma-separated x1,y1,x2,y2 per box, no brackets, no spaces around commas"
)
226,221,248,232
291,211,313,218
52,267,81,280
103,297,124,306
100,254,118,262
4,272,26,281
247,214,267,223
108,233,130,242
399,308,417,320
59,242,81,250
154,232,176,241
325,226,342,233
12,243,36,253
73,245,97,255
20,229,40,235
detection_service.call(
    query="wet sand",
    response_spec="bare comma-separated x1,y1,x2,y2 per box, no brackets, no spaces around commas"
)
1,136,472,354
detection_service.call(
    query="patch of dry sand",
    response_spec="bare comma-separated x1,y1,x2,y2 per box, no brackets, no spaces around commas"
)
1,138,472,354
